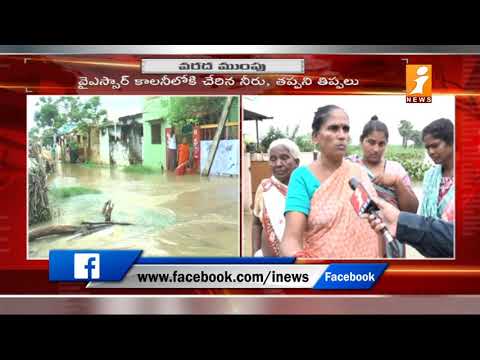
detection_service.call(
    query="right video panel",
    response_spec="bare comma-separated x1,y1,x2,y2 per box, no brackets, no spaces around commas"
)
242,95,455,259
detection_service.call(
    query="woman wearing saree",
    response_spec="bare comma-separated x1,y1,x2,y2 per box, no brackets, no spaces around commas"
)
252,138,300,256
177,137,190,168
280,105,383,259
420,118,455,222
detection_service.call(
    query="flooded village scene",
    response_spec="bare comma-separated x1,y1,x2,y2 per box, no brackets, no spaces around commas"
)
28,95,240,258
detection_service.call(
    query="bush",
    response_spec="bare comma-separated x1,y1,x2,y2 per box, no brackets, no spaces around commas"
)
388,155,430,182
385,146,424,162
244,141,257,153
347,145,429,181
385,146,429,181
347,145,362,157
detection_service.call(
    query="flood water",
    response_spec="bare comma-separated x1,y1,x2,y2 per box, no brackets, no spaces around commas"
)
29,162,240,258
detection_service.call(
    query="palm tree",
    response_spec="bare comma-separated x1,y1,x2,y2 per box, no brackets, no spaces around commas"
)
398,120,414,147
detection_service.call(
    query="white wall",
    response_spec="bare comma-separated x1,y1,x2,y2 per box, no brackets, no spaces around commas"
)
242,145,252,211
111,142,130,166
99,130,110,164
201,139,240,176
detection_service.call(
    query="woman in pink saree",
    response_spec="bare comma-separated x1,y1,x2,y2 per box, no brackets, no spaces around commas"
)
280,105,383,259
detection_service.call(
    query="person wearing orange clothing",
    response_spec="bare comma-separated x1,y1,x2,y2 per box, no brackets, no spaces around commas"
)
177,137,190,171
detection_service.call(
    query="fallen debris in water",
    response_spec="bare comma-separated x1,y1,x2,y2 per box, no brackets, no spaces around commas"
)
29,200,132,241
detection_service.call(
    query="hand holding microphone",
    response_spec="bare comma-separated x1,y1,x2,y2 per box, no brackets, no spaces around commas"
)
361,196,400,237
349,177,402,258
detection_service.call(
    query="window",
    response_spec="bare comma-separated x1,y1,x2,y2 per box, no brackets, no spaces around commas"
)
151,123,161,144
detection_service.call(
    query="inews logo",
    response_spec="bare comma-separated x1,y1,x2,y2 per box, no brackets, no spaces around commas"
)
406,64,432,103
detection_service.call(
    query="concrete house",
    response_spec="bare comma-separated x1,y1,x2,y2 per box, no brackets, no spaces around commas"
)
99,113,143,166
142,96,171,170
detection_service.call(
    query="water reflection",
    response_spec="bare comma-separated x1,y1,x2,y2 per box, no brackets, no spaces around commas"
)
29,163,240,258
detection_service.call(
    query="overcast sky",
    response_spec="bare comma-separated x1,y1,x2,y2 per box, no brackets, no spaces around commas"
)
27,95,144,131
243,95,455,145
27,94,456,147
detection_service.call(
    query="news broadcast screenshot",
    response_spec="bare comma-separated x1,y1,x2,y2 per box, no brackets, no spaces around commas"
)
0,45,478,314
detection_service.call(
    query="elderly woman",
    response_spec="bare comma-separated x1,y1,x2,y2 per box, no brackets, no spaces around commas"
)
420,118,455,222
280,105,383,259
252,138,300,256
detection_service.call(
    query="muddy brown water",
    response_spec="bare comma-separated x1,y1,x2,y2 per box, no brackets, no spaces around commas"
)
29,162,240,258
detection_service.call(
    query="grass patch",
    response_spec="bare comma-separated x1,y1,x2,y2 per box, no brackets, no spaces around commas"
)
122,165,157,174
50,186,102,199
82,161,109,169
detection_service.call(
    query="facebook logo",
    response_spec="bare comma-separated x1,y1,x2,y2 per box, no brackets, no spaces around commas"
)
49,250,140,282
74,253,100,280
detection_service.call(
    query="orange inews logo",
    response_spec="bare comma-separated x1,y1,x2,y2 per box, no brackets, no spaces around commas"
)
406,64,432,103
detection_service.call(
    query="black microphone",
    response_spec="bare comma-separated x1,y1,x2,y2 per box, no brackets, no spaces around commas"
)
349,176,401,258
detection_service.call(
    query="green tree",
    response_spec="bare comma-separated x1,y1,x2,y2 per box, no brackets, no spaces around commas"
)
398,120,414,148
77,96,108,134
34,97,64,130
41,128,55,147
57,96,84,123
33,96,108,138
165,97,234,130
260,126,286,152
28,127,41,144
295,134,314,152
260,124,308,152
409,129,423,147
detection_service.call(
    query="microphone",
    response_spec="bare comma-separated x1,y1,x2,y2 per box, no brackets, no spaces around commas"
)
348,177,401,258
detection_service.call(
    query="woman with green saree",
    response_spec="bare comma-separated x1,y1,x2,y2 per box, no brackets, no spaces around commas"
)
420,118,455,222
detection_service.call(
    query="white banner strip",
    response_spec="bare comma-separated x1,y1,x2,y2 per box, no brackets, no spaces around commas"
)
141,59,304,74
87,265,327,289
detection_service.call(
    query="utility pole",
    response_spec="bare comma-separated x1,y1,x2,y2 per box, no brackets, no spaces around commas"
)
201,97,234,177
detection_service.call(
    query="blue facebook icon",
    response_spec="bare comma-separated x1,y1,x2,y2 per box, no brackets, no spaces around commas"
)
49,250,141,282
74,253,100,280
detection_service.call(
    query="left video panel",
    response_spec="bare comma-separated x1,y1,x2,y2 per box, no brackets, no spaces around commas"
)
27,95,240,259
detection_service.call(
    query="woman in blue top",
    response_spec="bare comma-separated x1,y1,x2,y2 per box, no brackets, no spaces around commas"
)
280,105,382,259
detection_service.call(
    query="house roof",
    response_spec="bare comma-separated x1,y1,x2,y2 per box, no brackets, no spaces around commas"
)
99,115,142,128
56,122,78,135
99,120,117,128
118,113,143,123
243,109,273,121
